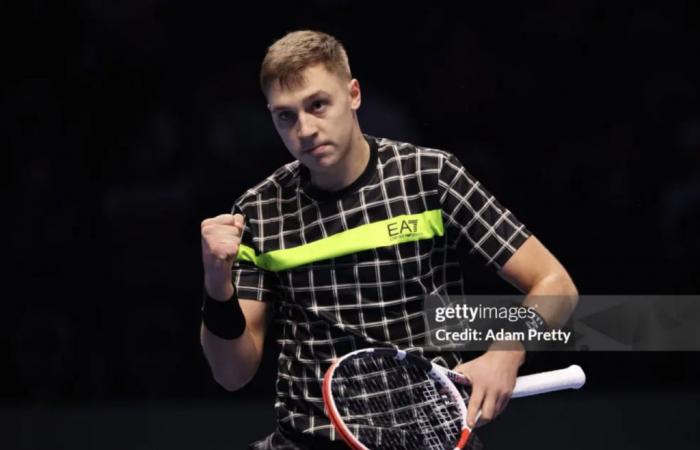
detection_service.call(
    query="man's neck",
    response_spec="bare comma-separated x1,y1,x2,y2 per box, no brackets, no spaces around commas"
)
310,130,370,192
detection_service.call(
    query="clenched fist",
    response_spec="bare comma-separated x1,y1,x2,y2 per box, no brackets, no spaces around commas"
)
201,213,245,301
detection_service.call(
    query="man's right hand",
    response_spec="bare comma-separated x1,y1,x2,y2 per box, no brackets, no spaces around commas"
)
201,213,245,301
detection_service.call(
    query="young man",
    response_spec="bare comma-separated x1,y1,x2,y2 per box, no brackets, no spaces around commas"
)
200,30,577,449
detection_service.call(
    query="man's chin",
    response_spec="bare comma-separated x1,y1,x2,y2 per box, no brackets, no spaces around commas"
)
302,152,337,169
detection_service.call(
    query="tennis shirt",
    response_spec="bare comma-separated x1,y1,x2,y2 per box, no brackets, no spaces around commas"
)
231,134,531,441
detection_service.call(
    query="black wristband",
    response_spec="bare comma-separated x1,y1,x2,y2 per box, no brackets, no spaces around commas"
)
518,307,549,352
524,308,548,332
201,286,246,340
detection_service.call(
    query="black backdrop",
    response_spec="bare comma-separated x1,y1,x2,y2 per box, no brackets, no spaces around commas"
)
3,1,700,448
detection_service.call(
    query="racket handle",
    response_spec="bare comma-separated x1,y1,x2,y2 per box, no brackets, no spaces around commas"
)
512,364,586,398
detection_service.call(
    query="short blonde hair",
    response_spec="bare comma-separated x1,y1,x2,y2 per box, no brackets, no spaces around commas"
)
260,30,352,94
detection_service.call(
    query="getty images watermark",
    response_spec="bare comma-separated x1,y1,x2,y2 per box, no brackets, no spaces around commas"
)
423,295,700,351
433,303,572,346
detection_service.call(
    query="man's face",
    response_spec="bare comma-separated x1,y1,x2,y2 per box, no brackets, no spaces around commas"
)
266,64,360,172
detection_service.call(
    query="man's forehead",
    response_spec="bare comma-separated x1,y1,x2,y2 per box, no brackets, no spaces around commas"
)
267,66,344,107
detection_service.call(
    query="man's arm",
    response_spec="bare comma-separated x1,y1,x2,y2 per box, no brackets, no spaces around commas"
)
498,235,578,328
455,235,578,427
199,213,270,392
201,299,269,392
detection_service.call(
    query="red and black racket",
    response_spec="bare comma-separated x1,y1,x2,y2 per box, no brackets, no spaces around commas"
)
322,347,585,450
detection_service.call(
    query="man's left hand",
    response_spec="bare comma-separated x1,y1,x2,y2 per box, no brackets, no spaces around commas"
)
453,343,525,428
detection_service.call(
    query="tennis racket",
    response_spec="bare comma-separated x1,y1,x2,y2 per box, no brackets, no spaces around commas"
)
322,347,585,450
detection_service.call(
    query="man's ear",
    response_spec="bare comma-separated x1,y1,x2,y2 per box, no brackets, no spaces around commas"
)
348,79,361,110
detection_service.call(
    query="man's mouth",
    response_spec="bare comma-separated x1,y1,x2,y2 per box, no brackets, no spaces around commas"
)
303,143,330,153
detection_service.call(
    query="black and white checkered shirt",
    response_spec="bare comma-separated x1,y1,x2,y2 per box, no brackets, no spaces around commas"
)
231,135,531,441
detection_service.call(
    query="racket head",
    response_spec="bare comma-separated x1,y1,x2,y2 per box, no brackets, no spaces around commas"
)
322,348,472,450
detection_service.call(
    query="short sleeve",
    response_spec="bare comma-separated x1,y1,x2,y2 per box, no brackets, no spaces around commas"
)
230,203,281,302
438,153,531,269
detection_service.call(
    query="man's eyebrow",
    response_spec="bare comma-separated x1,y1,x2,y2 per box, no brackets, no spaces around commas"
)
269,90,331,112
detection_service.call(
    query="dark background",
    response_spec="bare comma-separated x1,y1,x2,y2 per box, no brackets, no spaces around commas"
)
3,1,699,448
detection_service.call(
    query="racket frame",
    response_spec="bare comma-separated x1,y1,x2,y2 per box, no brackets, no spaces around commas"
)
322,347,471,450
323,347,586,449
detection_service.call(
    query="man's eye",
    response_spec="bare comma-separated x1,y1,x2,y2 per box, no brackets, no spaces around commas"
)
278,112,292,122
312,100,327,111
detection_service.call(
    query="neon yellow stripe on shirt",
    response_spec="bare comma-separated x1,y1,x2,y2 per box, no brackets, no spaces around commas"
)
237,209,444,272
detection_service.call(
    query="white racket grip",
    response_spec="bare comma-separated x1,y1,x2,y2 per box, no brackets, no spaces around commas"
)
511,364,586,398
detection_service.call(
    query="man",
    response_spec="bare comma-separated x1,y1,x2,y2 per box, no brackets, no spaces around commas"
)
200,30,577,449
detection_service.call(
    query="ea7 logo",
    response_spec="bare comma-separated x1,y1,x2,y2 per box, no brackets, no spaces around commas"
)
387,219,419,237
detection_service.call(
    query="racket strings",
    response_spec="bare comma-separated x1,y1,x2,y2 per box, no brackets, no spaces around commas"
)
330,354,464,449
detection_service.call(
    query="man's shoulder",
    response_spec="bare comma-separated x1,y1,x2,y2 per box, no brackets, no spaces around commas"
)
233,160,301,210
373,135,455,166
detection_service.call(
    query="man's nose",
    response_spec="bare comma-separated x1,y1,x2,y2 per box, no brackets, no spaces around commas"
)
297,112,318,139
